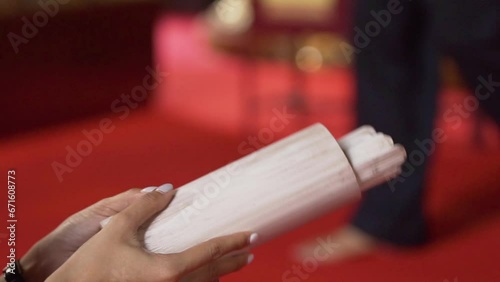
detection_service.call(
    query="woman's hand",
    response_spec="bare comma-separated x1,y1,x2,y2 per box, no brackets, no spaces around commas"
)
20,187,148,281
46,187,256,282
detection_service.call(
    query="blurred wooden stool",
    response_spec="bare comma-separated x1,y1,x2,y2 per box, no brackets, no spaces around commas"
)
205,0,354,132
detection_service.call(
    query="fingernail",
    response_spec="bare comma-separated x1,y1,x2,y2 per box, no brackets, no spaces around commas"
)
247,254,255,265
100,216,112,228
156,183,173,193
141,186,157,193
249,233,259,245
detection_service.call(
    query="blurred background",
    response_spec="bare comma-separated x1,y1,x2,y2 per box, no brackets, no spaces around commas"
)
0,0,499,281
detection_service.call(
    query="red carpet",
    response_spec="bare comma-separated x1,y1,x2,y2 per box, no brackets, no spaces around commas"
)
1,15,499,282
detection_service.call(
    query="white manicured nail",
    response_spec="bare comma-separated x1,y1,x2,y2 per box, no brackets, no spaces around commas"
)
156,183,173,193
249,233,259,245
247,254,255,264
141,186,157,193
100,216,112,228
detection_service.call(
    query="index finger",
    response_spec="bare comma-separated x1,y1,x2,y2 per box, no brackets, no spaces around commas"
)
173,232,258,275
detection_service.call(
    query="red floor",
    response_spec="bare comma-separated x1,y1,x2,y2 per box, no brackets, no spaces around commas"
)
1,15,500,282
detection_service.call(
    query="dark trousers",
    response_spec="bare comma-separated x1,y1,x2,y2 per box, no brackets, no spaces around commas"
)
351,0,499,245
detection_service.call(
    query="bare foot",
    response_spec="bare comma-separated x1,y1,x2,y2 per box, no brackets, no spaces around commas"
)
293,225,377,264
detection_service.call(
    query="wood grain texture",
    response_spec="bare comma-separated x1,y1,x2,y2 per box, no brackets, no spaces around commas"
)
142,123,361,254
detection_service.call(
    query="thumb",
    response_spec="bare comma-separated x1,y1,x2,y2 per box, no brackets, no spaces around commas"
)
90,188,146,218
98,185,167,227
107,184,176,232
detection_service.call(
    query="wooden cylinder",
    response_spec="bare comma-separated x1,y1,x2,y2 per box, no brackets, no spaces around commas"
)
142,123,362,254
